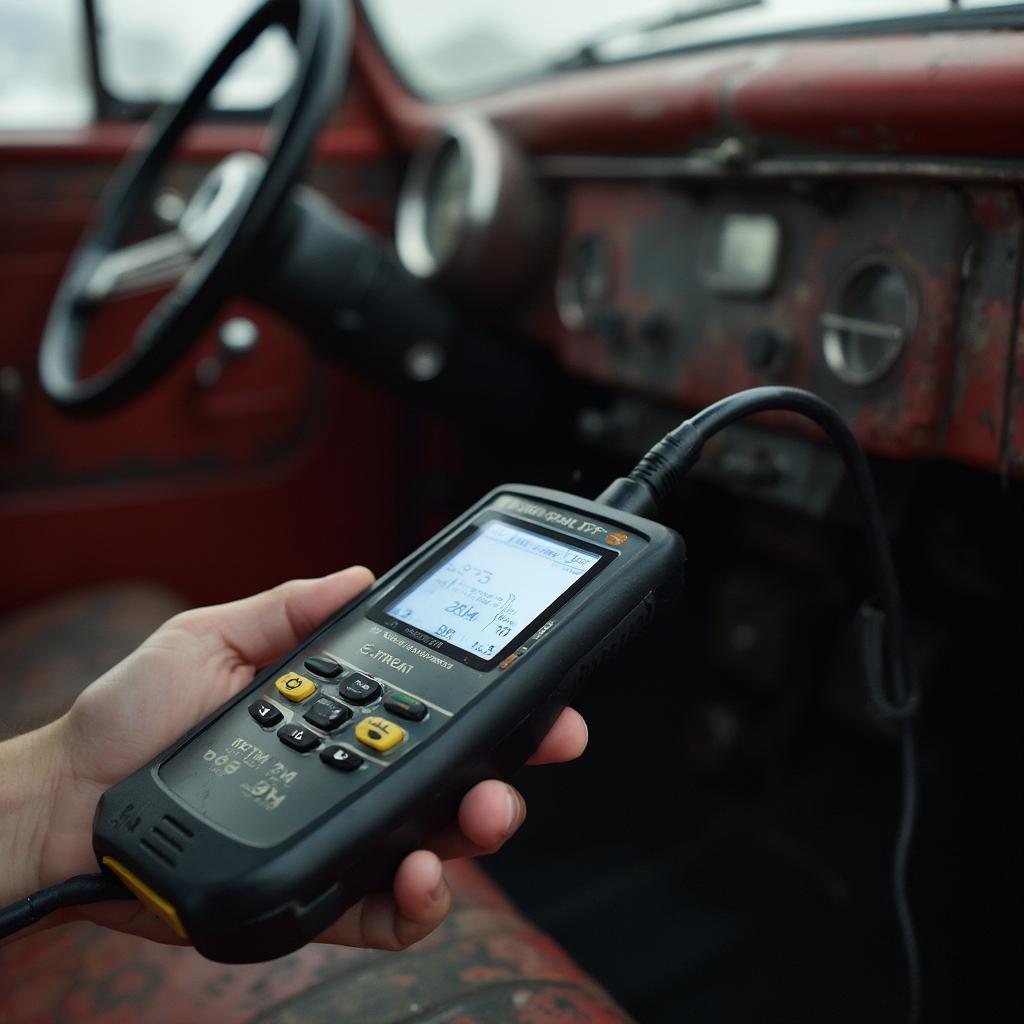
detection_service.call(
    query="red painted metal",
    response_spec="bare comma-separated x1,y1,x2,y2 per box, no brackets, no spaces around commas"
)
0,81,391,164
541,180,1016,465
942,188,1022,471
354,14,1024,474
357,18,1024,159
0,362,405,619
730,35,1024,159
1004,281,1024,475
0,74,405,616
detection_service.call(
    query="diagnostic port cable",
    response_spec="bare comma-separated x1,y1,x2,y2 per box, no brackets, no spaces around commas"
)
599,385,921,1024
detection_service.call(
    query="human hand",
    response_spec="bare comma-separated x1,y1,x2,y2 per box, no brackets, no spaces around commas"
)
0,567,588,950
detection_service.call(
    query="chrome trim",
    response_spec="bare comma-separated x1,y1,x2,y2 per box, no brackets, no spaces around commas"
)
819,260,916,388
820,313,904,343
536,152,1024,183
81,152,266,304
178,151,265,249
395,116,505,280
554,270,586,331
80,231,192,302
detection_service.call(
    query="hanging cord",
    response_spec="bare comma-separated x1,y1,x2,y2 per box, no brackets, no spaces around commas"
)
598,385,921,1023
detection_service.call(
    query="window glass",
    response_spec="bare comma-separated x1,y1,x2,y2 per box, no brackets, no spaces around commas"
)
363,0,965,100
96,0,296,109
0,0,93,129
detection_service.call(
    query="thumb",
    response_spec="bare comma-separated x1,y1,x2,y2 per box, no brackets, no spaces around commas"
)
196,566,375,668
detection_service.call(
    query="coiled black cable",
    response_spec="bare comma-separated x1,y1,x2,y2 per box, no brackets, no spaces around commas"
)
598,386,921,1024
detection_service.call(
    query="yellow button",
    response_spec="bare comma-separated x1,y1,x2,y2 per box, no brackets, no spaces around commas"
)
355,716,405,752
274,672,317,702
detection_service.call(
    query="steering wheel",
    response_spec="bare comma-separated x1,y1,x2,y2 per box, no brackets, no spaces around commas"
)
38,0,347,413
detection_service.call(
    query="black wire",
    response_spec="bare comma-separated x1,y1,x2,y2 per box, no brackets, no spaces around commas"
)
598,385,921,1024
0,872,130,940
895,719,921,1024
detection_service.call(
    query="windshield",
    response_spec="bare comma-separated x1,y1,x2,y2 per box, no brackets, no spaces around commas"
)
362,0,1019,100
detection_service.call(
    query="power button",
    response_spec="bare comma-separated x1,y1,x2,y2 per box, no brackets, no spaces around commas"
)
274,672,317,702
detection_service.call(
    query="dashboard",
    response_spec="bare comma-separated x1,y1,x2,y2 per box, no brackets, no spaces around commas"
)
377,30,1024,480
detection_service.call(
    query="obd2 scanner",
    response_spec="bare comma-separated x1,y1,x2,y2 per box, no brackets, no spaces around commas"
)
1,388,920,1024
92,485,685,961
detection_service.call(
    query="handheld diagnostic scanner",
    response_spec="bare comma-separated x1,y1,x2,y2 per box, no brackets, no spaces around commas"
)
4,387,920,1023
91,484,686,961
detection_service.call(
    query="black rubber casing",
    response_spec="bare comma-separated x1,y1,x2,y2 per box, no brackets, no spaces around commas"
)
92,485,686,962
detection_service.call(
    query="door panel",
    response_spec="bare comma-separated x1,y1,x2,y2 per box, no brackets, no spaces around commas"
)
0,83,408,617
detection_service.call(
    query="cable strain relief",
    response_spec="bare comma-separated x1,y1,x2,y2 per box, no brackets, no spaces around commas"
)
594,476,660,516
627,421,703,507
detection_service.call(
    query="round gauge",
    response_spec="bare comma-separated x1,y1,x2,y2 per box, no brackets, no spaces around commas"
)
556,234,612,330
820,261,915,387
423,139,470,267
395,117,547,297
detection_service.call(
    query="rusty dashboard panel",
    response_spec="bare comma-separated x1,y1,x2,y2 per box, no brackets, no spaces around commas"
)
542,181,1021,473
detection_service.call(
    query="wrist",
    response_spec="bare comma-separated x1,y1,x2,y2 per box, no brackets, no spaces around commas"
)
0,718,71,906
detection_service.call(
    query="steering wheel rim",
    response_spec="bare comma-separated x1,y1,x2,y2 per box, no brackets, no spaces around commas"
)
39,0,348,413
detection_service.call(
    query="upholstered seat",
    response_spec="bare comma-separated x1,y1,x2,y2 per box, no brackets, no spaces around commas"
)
0,586,632,1024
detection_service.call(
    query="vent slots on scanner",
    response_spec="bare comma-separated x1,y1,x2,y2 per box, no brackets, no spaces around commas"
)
93,484,686,962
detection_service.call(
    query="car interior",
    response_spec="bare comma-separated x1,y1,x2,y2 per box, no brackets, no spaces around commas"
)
0,1,1021,1022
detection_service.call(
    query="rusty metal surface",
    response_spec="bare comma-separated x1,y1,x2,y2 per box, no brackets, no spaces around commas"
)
540,180,1024,472
942,188,1022,471
361,18,1024,160
727,34,1024,159
1004,273,1024,475
359,16,1024,475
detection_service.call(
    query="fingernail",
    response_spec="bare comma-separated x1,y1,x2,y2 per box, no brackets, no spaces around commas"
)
505,787,522,834
429,863,447,903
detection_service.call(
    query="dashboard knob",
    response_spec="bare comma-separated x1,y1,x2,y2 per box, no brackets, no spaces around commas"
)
592,309,627,353
745,327,790,376
640,313,674,351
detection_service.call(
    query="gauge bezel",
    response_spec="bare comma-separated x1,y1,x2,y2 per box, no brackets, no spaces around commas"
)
819,256,918,388
396,117,501,279
395,116,548,298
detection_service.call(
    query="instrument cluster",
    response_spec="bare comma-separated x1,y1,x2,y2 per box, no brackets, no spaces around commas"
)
395,117,1017,474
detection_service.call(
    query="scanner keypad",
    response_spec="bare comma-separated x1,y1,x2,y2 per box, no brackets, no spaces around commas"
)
274,672,317,702
339,674,380,705
255,653,443,787
248,699,283,728
303,696,351,733
354,716,405,753
278,723,320,753
383,692,427,721
320,745,363,772
303,655,342,678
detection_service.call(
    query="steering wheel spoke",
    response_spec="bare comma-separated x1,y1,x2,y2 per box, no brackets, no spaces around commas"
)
79,231,194,304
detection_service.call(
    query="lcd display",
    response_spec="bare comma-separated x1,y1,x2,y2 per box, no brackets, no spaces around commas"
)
385,520,603,661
